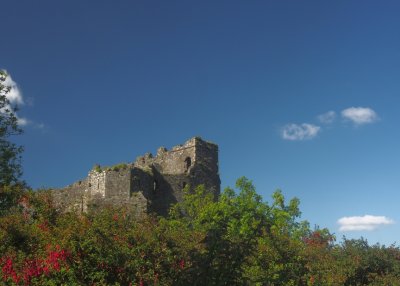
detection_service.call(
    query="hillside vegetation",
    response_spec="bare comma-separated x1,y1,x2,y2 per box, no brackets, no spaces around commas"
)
2,180,400,285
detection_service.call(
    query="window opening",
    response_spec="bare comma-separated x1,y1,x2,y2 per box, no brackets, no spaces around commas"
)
184,157,191,172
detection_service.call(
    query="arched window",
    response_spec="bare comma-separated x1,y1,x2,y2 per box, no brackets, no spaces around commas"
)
184,157,191,172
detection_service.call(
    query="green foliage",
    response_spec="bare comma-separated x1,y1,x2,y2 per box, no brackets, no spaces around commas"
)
109,163,128,172
168,177,309,285
0,184,25,216
339,238,400,285
93,164,102,173
2,177,400,285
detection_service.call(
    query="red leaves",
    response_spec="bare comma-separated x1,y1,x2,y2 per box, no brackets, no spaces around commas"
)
45,246,68,272
23,259,44,283
303,230,334,248
179,259,185,270
1,257,20,284
0,245,69,285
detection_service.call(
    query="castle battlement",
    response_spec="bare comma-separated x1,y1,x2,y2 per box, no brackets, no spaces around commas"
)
52,137,220,216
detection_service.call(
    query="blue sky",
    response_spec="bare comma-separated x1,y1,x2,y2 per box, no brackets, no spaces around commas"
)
2,0,400,245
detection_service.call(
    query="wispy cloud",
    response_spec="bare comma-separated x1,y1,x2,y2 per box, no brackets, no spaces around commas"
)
341,107,378,125
281,106,377,140
317,111,336,124
35,123,45,130
17,118,29,126
338,215,394,231
282,123,320,141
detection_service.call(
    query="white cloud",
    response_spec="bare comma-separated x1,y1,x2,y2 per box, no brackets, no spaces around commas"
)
1,70,30,127
318,111,336,124
341,107,378,125
2,73,24,105
338,215,394,231
282,123,321,141
281,107,377,140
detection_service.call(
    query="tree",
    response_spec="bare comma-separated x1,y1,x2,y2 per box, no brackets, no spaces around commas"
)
0,70,23,186
168,178,310,285
0,71,24,215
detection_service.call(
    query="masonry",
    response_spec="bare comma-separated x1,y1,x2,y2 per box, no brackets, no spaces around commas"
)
52,137,220,217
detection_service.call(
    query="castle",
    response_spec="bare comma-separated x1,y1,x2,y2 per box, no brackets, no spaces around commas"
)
52,137,220,216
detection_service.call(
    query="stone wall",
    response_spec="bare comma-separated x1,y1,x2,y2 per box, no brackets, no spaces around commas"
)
53,137,220,217
52,180,87,213
88,170,106,199
104,168,131,202
152,137,197,175
192,138,220,198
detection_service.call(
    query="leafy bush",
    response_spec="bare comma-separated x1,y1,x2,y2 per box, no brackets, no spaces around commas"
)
1,178,400,285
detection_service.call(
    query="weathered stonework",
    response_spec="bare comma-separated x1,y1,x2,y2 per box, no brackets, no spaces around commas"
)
52,137,220,216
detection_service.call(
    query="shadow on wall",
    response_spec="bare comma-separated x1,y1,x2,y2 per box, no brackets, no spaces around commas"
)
149,166,179,217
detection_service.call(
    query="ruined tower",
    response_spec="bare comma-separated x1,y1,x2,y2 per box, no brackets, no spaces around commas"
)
52,137,220,216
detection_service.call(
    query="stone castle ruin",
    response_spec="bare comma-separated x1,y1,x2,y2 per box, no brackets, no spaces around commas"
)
53,137,220,216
